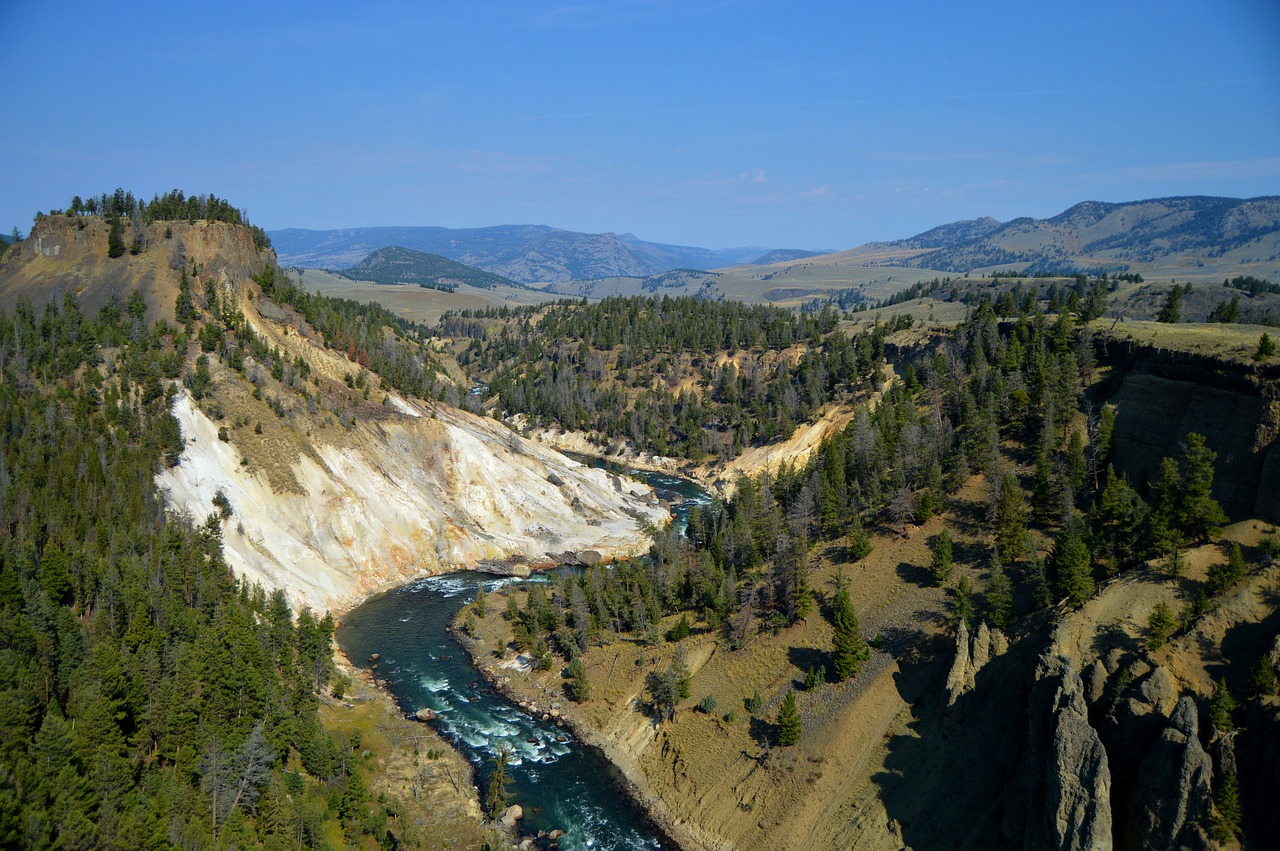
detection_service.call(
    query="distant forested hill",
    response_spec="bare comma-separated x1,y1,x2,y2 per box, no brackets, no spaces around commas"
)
338,245,524,291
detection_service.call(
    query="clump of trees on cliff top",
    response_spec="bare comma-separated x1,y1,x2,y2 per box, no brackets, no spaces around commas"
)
51,188,271,251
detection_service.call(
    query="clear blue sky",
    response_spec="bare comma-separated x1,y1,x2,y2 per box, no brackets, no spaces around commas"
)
3,1,1278,249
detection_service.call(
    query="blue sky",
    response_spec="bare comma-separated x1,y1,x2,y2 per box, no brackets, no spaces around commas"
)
2,0,1278,249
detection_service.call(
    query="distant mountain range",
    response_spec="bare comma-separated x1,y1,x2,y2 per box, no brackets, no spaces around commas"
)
273,196,1280,288
269,225,831,284
337,246,523,291
879,196,1280,274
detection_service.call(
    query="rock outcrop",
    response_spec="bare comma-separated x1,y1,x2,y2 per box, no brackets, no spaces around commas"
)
945,621,972,706
1124,696,1214,850
1004,654,1112,850
946,620,1007,705
0,216,267,324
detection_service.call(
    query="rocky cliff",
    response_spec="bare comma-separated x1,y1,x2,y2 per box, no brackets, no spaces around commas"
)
998,551,1280,851
1096,334,1280,521
0,214,266,324
1125,697,1215,850
2,216,668,614
1003,653,1114,850
157,389,667,614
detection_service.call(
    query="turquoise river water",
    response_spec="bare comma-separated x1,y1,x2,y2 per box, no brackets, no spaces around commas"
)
336,462,712,850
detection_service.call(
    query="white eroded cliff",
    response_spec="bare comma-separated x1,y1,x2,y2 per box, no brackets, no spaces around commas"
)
157,391,668,613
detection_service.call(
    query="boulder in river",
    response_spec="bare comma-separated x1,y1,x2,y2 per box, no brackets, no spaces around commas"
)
413,707,437,722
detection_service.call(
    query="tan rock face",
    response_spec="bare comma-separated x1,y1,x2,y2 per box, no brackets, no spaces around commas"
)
944,621,971,706
157,390,667,613
0,217,266,325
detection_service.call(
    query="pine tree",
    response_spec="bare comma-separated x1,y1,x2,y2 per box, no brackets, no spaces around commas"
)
1211,771,1242,843
566,656,591,702
773,535,813,625
930,529,954,586
1207,542,1246,597
1030,450,1057,524
1255,332,1276,361
1088,467,1148,576
1026,555,1052,610
1150,456,1184,572
484,748,512,817
986,558,1013,629
1179,434,1227,543
175,266,196,326
1156,285,1182,323
1145,601,1175,650
1208,678,1236,735
1246,653,1278,699
950,575,974,629
1051,518,1094,609
339,769,369,839
107,216,126,258
775,689,801,746
994,474,1029,564
672,642,692,701
829,572,870,681
845,513,872,562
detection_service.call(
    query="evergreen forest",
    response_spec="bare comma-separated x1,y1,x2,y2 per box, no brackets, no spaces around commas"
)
0,293,408,847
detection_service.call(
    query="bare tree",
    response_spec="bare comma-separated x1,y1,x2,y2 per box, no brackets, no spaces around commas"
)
202,723,273,838
885,487,918,537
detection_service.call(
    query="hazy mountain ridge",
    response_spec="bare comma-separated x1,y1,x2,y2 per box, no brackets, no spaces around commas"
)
338,245,523,291
893,196,1280,273
272,224,728,284
273,196,1280,293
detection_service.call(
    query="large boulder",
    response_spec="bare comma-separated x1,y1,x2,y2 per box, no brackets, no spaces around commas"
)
499,804,524,827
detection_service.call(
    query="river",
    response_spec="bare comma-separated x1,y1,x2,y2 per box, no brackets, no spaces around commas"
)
336,462,712,850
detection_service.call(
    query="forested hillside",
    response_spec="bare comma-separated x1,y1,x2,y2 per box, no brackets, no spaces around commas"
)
458,286,1279,849
0,294,404,846
0,195,532,847
440,296,904,459
484,295,1111,657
